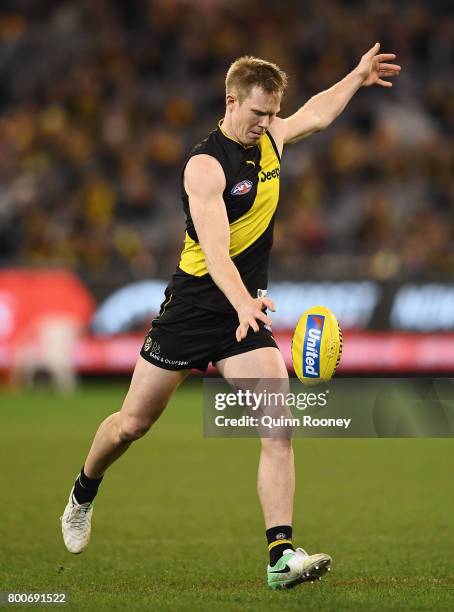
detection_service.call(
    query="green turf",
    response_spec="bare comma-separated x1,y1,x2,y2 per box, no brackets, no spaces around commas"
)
1,381,453,610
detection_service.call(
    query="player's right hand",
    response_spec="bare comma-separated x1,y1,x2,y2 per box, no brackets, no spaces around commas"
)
235,297,276,342
356,42,401,88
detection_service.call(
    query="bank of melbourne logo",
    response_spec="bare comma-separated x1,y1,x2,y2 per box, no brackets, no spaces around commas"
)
231,179,253,196
303,314,325,378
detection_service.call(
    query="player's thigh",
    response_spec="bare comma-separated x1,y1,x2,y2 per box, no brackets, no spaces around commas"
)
215,346,288,379
216,348,292,438
120,355,190,429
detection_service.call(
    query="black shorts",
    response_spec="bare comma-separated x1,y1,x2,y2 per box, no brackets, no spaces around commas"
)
140,292,278,371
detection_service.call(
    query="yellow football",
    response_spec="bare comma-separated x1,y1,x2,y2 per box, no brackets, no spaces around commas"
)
291,305,343,386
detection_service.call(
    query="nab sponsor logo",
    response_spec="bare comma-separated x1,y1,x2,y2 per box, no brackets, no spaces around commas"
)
231,179,253,196
303,314,325,378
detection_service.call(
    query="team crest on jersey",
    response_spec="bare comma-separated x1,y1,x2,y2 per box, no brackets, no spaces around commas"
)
231,179,253,196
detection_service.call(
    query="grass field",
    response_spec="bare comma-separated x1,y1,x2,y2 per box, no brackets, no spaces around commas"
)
1,380,454,611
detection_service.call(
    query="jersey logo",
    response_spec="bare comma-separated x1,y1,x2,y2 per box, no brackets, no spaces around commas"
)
246,160,256,167
259,166,280,182
231,179,253,196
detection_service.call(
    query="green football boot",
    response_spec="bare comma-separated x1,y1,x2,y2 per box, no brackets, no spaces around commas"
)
267,547,332,590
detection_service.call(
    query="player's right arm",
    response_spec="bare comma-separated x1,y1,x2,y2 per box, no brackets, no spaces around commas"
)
184,154,275,341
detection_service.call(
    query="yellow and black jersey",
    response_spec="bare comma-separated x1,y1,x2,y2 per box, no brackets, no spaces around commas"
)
168,120,281,313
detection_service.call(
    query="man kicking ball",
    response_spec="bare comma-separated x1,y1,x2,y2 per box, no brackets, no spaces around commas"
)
61,43,400,589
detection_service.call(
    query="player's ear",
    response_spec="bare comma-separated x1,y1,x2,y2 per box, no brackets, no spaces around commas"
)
226,92,237,110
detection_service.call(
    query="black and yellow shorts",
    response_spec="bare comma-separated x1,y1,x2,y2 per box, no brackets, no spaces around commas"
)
140,292,278,371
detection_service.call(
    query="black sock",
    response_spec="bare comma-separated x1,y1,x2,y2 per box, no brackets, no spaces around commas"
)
266,525,294,566
72,466,103,505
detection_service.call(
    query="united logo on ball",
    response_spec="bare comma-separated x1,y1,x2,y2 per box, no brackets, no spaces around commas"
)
291,305,343,386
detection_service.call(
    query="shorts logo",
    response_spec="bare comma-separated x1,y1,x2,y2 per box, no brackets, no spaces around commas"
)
150,341,160,358
145,338,189,367
231,179,253,196
303,314,325,378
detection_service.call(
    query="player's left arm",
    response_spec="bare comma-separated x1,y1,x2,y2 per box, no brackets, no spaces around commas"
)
271,42,401,146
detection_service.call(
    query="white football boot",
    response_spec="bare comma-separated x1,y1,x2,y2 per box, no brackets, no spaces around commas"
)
61,487,93,554
267,547,332,589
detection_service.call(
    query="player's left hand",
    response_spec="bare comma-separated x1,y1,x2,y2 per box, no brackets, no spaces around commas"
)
356,42,401,88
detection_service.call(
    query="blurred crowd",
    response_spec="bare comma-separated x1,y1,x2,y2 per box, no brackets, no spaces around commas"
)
0,0,452,290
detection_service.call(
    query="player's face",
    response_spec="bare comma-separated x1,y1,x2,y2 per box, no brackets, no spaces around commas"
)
232,86,281,146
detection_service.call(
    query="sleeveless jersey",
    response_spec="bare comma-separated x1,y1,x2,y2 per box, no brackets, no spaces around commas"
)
168,121,281,314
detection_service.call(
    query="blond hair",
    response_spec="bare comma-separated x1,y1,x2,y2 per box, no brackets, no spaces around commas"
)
225,56,288,103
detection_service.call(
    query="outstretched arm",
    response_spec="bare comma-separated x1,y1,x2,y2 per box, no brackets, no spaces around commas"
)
273,43,401,145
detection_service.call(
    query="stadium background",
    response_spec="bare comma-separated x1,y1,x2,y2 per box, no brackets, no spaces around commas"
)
0,0,453,379
1,0,453,380
1,2,454,610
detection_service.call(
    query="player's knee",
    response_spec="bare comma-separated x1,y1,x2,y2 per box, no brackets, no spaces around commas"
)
118,417,151,442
